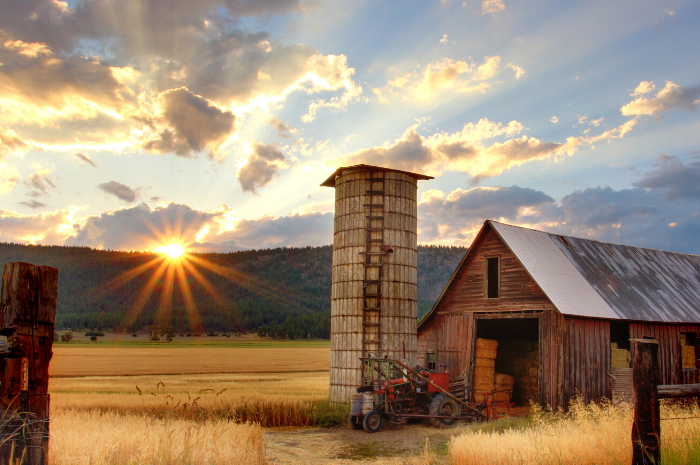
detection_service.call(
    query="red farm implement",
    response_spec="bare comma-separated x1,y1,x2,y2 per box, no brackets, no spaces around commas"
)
349,357,487,433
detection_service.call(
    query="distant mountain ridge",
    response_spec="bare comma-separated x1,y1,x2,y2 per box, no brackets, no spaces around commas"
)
0,243,466,337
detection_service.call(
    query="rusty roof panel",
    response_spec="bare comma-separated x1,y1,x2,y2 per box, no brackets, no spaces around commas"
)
490,221,700,323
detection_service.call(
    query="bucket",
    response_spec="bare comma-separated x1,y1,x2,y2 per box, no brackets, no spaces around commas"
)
350,394,363,416
362,393,374,414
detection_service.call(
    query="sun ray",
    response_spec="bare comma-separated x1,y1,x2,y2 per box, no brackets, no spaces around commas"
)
120,258,170,330
174,260,205,333
180,258,227,308
86,255,166,303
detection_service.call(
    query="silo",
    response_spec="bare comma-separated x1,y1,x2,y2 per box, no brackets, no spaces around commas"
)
321,164,433,403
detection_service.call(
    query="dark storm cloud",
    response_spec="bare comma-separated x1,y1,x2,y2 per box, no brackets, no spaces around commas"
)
97,181,138,202
66,203,218,250
418,186,557,242
75,153,97,167
143,88,236,157
237,143,285,193
633,155,700,200
193,212,334,251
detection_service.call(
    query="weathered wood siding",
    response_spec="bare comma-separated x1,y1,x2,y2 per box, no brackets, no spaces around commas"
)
630,323,700,385
434,227,556,314
560,316,611,404
540,310,565,407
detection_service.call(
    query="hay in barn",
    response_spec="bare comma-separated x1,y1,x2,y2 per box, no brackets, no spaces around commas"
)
682,346,696,368
475,349,497,360
495,373,514,387
476,338,498,351
611,349,630,368
475,358,496,368
493,391,512,403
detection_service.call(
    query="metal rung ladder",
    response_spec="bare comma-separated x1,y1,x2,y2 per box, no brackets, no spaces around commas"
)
362,171,385,362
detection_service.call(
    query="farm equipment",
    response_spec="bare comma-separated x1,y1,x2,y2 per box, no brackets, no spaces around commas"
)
349,357,487,433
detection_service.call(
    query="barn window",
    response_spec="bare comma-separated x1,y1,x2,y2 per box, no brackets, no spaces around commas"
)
427,352,436,371
485,257,500,299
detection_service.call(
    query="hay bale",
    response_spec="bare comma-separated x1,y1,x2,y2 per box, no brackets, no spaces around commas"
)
611,342,619,349
682,346,696,369
476,338,498,351
475,358,496,368
495,373,514,386
475,349,497,360
611,349,630,368
494,391,512,403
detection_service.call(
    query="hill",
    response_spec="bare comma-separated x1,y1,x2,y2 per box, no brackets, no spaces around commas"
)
0,243,466,338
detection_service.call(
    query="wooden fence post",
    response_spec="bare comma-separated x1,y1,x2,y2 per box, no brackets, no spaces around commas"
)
631,337,661,465
0,262,58,465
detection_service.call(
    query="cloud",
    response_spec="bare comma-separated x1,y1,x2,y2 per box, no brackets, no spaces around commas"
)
550,116,559,124
0,205,85,245
418,186,556,244
97,181,138,202
634,155,700,200
67,203,218,251
143,88,236,158
375,56,500,101
482,0,505,16
632,81,655,96
0,162,20,194
270,118,298,138
508,63,526,79
621,81,700,116
0,127,28,157
473,56,500,81
75,153,97,167
440,34,449,44
237,143,286,193
19,199,47,209
24,163,56,197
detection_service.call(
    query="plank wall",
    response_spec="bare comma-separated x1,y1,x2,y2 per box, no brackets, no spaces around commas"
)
560,316,611,405
433,227,556,314
630,322,700,385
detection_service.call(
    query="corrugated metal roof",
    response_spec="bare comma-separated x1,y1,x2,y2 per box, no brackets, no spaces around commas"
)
490,221,700,323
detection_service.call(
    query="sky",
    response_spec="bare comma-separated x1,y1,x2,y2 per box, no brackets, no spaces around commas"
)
0,0,699,254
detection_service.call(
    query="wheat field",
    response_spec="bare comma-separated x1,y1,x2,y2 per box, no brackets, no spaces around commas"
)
450,399,700,465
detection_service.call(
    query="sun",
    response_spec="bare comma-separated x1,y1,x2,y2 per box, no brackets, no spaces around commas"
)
156,243,185,259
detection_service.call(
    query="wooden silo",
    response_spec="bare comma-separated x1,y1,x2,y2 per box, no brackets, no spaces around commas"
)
321,165,433,403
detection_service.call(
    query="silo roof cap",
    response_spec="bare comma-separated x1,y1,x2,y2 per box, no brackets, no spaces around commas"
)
320,164,434,187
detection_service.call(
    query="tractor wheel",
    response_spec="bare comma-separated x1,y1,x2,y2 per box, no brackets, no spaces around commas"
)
429,393,461,428
362,410,383,433
349,415,363,430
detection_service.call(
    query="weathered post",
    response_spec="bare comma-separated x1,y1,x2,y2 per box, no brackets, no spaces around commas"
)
0,262,58,465
631,337,661,465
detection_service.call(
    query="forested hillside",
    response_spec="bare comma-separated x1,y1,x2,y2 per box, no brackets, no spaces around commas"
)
0,243,465,337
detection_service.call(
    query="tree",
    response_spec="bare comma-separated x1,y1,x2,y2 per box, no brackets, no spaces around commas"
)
61,331,74,342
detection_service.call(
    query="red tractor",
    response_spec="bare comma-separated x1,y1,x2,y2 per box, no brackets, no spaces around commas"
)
349,357,486,433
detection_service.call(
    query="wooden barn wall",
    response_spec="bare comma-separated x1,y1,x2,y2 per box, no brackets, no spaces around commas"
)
629,323,700,385
539,310,565,408
434,227,556,314
561,316,611,405
416,316,439,367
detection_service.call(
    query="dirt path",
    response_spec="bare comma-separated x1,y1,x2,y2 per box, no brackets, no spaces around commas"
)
265,424,458,464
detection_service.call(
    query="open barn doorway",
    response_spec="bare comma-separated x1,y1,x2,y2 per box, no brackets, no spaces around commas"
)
476,318,539,405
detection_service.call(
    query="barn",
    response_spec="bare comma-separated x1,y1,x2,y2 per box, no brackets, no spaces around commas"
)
417,220,700,409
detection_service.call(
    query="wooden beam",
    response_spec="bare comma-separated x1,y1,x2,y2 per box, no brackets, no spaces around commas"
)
631,338,661,465
657,383,700,399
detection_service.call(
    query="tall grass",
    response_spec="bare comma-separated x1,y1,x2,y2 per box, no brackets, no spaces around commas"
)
50,373,348,427
449,399,700,465
50,410,265,465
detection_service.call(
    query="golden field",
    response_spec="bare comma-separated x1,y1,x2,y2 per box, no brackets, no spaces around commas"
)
450,400,700,465
50,340,330,377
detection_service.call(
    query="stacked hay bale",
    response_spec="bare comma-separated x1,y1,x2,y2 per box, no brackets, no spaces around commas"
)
519,350,539,403
610,342,631,368
493,373,514,403
473,338,497,402
682,346,696,368
492,340,538,405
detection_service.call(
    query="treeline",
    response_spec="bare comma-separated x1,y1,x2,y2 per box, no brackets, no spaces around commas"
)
0,242,465,338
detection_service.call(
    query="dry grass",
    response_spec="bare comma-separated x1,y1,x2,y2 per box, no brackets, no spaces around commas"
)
449,399,700,465
50,345,329,376
50,409,265,465
49,372,346,427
